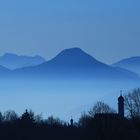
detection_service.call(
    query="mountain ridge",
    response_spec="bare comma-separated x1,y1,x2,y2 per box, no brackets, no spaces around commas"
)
0,53,46,70
12,48,139,81
112,56,140,75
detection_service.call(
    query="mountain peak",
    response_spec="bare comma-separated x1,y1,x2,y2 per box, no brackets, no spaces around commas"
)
48,47,102,67
59,47,85,56
63,47,83,52
113,56,140,75
3,53,17,57
0,53,46,69
56,47,94,60
12,48,139,81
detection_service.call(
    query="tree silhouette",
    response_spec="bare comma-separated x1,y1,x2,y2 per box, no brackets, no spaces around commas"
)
78,113,91,127
89,101,116,117
47,116,63,127
20,109,35,124
125,88,140,118
3,110,18,122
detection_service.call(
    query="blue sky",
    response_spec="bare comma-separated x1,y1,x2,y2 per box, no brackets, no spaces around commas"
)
0,0,140,64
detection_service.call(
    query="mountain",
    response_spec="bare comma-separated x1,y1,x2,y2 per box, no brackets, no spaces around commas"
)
0,65,11,76
0,53,46,69
112,56,140,76
13,48,139,80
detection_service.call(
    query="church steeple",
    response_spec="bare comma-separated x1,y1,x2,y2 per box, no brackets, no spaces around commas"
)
70,118,74,127
118,93,124,117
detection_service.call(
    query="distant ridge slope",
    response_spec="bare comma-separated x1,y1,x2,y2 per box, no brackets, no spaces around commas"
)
112,56,140,75
13,48,139,80
0,65,11,77
0,53,46,69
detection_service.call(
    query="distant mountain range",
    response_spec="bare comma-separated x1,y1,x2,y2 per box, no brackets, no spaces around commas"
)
0,65,11,74
10,48,139,81
0,48,139,81
112,57,140,76
0,53,46,69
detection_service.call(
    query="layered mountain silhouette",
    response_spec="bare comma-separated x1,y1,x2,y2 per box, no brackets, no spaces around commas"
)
113,57,140,76
0,65,11,75
0,53,46,69
12,48,139,80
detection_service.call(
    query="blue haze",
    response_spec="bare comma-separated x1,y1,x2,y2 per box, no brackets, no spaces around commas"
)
0,0,140,63
0,53,45,69
0,78,139,121
113,57,140,76
0,0,139,120
0,48,139,121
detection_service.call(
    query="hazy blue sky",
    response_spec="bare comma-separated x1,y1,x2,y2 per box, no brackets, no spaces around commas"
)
0,0,140,64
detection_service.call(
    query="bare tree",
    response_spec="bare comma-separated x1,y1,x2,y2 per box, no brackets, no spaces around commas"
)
3,110,18,122
89,101,116,117
47,116,63,126
78,113,91,127
124,88,140,118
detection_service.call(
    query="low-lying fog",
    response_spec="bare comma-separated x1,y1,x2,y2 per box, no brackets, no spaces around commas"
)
0,78,139,121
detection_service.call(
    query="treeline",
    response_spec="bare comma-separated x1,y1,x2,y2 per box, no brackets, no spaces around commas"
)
0,88,140,140
0,110,90,140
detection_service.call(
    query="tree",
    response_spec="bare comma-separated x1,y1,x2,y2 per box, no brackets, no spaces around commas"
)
47,116,63,126
3,110,18,122
89,101,116,117
78,113,91,127
20,109,35,124
0,112,3,123
124,88,140,118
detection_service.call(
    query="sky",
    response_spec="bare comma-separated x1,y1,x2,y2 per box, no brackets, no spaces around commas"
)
0,0,140,64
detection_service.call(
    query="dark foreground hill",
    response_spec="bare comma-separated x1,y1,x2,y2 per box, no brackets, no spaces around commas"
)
0,110,139,140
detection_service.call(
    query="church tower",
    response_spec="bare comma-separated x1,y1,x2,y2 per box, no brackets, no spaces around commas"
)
70,118,74,127
118,95,124,117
